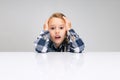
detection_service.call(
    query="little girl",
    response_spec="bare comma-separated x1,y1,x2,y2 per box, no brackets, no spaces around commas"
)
34,12,85,53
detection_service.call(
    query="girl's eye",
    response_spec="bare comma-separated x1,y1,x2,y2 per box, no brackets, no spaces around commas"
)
60,27,64,29
50,27,55,30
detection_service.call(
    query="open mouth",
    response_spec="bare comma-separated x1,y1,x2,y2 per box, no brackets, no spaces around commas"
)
55,36,61,39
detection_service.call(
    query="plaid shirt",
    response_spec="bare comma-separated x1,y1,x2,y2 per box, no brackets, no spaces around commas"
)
34,29,85,53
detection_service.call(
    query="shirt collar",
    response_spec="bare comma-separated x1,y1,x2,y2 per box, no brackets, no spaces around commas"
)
49,40,64,51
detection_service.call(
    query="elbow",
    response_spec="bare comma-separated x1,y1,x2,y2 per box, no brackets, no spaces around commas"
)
77,44,85,53
79,44,85,53
35,48,42,53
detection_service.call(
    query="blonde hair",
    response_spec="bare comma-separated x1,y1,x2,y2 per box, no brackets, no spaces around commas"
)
48,12,66,22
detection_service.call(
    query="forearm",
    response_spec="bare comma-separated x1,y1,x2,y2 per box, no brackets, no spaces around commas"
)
34,30,50,53
68,29,85,53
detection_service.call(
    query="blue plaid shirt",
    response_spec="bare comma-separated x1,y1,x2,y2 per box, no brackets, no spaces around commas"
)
34,29,85,53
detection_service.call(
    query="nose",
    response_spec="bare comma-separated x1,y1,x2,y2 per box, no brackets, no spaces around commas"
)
55,28,59,34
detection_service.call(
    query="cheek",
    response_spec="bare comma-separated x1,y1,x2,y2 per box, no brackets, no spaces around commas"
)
49,30,53,34
61,30,67,36
49,31,55,38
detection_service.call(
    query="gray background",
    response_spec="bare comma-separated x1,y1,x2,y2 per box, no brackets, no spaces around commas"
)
0,0,120,52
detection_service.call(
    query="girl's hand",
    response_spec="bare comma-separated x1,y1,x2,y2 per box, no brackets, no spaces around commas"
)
43,19,49,31
63,16,71,31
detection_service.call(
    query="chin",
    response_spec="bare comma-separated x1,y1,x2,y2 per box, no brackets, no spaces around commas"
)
54,42,62,45
53,38,64,45
54,41,62,45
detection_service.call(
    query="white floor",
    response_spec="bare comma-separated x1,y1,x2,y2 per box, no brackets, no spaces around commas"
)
0,52,120,80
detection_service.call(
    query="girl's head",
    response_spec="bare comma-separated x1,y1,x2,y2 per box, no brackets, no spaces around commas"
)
48,12,67,48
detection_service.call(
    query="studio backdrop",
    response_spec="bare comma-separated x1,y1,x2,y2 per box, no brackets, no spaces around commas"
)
0,0,120,52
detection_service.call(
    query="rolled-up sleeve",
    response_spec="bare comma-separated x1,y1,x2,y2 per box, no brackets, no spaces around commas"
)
34,30,50,53
68,29,85,53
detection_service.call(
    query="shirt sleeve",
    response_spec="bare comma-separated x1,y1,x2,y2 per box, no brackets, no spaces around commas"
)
34,30,50,53
67,29,85,53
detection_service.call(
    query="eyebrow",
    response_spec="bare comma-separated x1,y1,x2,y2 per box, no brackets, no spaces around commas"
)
49,25,55,27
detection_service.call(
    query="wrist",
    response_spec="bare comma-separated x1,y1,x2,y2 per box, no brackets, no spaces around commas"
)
67,28,71,31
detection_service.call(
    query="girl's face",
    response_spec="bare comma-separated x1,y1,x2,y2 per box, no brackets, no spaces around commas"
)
48,17,67,47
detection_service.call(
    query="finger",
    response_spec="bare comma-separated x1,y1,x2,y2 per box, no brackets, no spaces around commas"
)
44,19,49,31
45,19,49,25
63,16,72,31
63,16,67,22
63,16,71,24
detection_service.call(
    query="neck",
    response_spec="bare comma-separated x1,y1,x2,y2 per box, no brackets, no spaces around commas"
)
55,43,60,48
